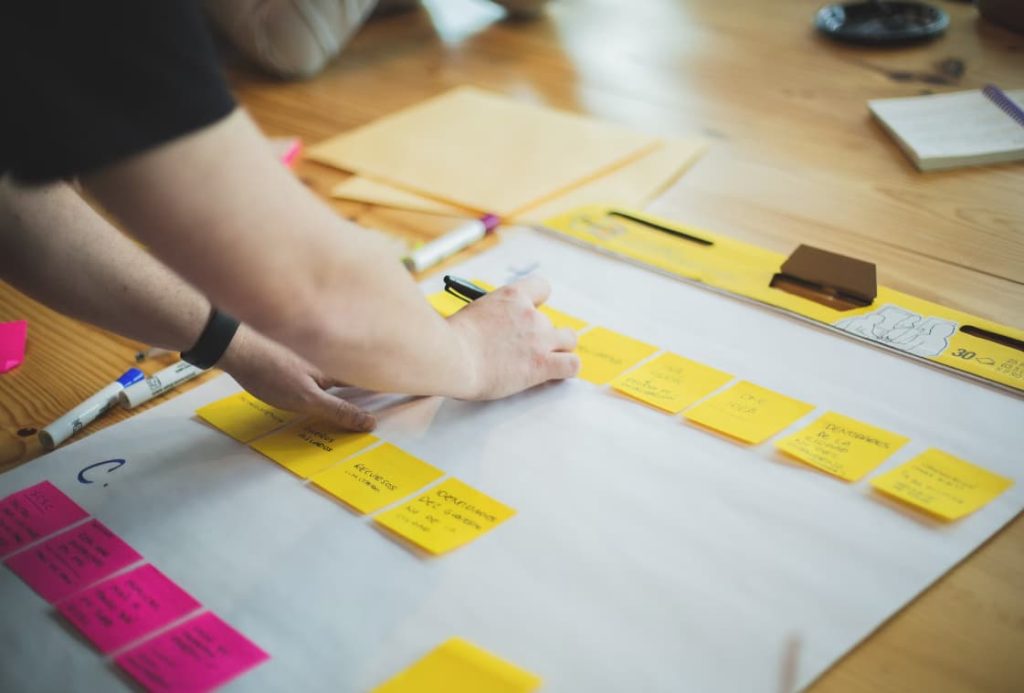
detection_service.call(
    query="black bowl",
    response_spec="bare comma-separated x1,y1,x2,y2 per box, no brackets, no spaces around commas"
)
815,1,950,45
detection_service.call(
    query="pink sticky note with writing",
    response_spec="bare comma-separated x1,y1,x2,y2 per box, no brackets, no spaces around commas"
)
57,564,202,653
4,519,142,603
0,481,89,558
116,611,269,692
0,319,27,373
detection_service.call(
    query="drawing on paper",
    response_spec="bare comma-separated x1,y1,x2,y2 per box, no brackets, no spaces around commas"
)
834,305,956,358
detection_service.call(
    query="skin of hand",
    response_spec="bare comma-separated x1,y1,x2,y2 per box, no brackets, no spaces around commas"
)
0,177,576,429
82,109,576,400
0,177,375,431
447,275,580,399
221,326,376,432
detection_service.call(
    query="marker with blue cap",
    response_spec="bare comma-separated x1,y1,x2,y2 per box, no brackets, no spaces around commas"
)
39,368,144,451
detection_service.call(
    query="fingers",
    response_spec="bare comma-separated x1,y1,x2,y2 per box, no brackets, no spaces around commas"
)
551,327,577,352
305,388,377,432
545,352,580,381
314,373,351,390
507,274,551,307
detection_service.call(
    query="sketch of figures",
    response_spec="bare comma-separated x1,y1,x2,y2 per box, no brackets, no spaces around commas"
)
835,305,957,358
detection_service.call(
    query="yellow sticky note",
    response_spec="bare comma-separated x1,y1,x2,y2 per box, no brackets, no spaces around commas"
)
611,352,733,414
195,392,299,443
539,305,588,331
576,327,658,385
312,443,443,514
372,637,541,693
374,478,515,555
683,380,813,444
251,419,378,478
427,291,466,317
775,412,909,481
871,449,1013,520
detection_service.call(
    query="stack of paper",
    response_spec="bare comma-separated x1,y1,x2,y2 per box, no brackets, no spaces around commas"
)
308,86,706,222
868,88,1024,171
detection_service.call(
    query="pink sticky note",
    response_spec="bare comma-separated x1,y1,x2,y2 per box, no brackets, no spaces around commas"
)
57,564,202,654
0,481,89,557
116,611,269,692
0,319,27,373
4,519,142,603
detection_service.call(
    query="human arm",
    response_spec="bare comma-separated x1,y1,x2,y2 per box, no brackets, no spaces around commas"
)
82,109,579,399
0,178,375,431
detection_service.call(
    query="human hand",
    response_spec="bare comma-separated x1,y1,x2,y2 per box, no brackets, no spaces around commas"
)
219,325,376,432
447,275,579,400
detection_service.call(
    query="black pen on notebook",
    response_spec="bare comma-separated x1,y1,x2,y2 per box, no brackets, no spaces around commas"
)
403,214,501,273
443,275,489,302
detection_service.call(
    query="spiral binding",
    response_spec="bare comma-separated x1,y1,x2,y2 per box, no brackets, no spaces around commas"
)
982,84,1024,128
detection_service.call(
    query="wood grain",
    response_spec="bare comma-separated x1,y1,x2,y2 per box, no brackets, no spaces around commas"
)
1,0,1021,690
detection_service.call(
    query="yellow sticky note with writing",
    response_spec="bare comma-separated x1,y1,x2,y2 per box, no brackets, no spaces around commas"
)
612,352,732,414
539,305,588,331
372,637,541,693
312,443,443,514
871,449,1013,520
426,279,495,317
683,380,813,444
374,478,515,555
576,327,658,384
195,392,298,443
251,419,377,478
775,412,909,481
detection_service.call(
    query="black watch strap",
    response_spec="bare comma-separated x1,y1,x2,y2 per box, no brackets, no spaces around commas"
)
180,308,240,369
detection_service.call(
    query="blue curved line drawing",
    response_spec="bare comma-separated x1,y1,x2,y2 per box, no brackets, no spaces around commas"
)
77,459,126,487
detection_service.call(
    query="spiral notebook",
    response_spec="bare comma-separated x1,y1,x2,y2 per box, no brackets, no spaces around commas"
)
868,85,1024,171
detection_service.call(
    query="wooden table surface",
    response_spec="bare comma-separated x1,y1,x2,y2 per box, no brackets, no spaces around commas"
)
1,0,1022,690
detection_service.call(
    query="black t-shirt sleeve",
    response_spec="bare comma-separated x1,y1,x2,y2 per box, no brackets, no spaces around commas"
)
1,2,236,183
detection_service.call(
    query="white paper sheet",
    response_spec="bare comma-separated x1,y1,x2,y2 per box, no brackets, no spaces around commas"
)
1,227,1021,692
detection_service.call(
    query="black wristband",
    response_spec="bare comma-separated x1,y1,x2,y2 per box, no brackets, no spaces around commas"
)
180,308,240,369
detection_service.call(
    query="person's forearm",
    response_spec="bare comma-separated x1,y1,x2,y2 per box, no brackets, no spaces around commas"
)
0,177,381,431
0,178,209,351
83,110,477,398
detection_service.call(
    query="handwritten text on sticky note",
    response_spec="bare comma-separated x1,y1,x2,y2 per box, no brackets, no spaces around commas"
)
612,352,732,414
4,519,142,603
0,481,88,558
375,478,515,555
683,380,813,444
58,564,201,653
115,612,269,691
871,449,1012,520
313,443,444,514
252,419,378,478
373,637,541,693
576,327,658,385
195,392,299,443
776,412,909,481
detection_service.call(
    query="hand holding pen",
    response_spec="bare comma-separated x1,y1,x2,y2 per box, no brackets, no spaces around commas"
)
443,274,580,400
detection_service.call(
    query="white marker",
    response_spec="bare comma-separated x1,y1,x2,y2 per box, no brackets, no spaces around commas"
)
119,360,205,409
39,368,145,451
402,214,500,273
